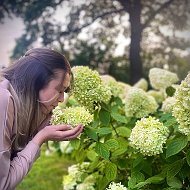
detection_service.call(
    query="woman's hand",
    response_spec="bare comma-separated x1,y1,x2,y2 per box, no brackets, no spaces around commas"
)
33,124,83,146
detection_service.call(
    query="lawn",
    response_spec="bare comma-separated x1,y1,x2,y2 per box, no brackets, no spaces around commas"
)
16,146,73,190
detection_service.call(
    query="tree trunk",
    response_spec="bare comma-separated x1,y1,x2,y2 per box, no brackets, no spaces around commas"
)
129,0,143,84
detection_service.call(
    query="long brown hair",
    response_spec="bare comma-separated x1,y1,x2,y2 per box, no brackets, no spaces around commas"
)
2,48,71,151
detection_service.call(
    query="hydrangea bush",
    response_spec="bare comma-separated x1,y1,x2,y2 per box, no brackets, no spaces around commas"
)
49,66,190,190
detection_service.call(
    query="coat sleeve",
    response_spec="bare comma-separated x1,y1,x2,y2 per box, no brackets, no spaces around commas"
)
0,89,41,190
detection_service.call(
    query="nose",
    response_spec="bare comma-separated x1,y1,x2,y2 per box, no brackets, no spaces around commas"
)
58,93,64,102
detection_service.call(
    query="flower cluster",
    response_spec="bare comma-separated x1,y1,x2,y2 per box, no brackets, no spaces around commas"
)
106,182,127,190
125,87,158,118
51,106,93,127
71,66,112,112
101,75,130,100
147,90,165,104
134,78,148,91
161,97,176,113
149,68,179,90
129,116,169,156
63,162,95,190
172,74,190,135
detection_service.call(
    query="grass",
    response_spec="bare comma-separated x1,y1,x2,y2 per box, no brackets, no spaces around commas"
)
16,146,73,190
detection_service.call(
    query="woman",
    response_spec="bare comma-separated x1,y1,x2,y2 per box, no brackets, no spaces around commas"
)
0,48,83,190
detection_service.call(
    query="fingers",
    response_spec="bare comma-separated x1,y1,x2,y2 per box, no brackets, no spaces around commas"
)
65,125,84,140
54,124,72,131
57,124,84,140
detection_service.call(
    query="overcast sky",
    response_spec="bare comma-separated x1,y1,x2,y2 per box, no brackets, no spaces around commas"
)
0,17,25,67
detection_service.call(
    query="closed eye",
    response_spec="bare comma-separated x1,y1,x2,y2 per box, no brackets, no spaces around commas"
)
64,86,71,93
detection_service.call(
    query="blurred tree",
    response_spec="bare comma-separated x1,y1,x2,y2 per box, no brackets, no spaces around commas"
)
0,0,190,83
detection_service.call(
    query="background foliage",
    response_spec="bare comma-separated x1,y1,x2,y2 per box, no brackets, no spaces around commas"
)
1,0,190,83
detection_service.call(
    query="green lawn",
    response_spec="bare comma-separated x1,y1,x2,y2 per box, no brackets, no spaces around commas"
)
16,146,73,190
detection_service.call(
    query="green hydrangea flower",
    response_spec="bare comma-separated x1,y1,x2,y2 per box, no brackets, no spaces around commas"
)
125,87,158,118
76,183,95,190
106,182,127,190
134,78,148,91
51,106,93,127
149,68,179,90
129,116,169,156
63,162,94,190
147,90,165,104
101,75,130,100
172,74,190,135
161,97,176,113
71,66,112,112
63,175,77,190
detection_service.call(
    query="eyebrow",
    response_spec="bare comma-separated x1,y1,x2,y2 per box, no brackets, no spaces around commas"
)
56,81,70,91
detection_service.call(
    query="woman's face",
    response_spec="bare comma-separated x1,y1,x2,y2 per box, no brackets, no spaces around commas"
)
39,69,71,114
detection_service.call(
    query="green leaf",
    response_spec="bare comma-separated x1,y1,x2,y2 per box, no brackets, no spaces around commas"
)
117,158,128,169
133,176,164,188
134,182,148,189
86,150,98,161
116,126,131,138
167,177,182,188
113,97,123,106
128,171,145,188
159,112,173,122
99,109,110,126
105,139,119,150
142,160,152,176
186,149,190,167
112,148,127,157
146,176,164,183
97,176,110,190
70,139,80,149
166,136,188,158
95,142,110,160
167,159,184,179
133,154,144,168
164,117,177,127
166,86,176,97
111,112,128,123
85,127,98,141
105,162,117,181
75,149,86,162
97,127,112,135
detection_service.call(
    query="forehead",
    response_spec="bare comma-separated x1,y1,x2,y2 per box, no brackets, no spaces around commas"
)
49,70,71,88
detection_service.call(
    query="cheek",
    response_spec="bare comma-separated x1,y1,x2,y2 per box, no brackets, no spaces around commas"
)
39,89,58,105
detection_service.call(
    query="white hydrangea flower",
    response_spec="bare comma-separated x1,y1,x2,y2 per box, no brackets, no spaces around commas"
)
129,116,169,156
149,68,179,90
63,162,92,190
161,97,176,113
76,183,95,190
72,66,112,112
51,106,93,127
59,141,73,154
147,90,165,104
101,75,130,100
63,175,77,190
125,87,158,118
106,182,127,190
172,74,190,135
68,162,90,182
133,78,148,91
